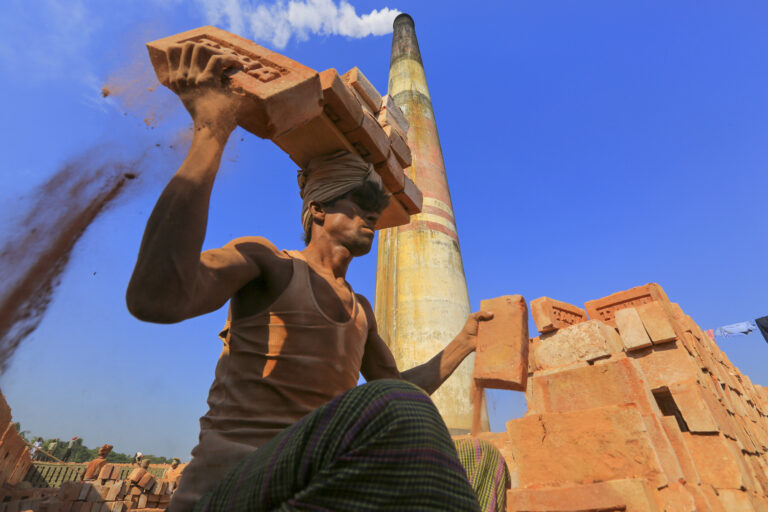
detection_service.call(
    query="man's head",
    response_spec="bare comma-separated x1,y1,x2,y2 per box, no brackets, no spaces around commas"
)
171,457,180,468
298,151,390,254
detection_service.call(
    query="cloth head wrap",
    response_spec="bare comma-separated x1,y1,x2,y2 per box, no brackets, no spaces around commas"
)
297,150,387,234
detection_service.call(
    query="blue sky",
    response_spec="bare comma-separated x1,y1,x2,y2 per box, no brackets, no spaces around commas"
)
1,0,767,459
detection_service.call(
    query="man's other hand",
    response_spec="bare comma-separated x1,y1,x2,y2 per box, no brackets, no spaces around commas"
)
455,311,494,353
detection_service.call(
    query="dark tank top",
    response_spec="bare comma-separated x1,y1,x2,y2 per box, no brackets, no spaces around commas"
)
170,250,368,511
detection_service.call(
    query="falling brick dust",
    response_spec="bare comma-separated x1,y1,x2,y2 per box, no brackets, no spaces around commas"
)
0,149,144,372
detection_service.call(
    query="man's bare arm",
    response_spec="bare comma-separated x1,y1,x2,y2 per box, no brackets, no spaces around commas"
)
359,296,493,395
126,42,259,323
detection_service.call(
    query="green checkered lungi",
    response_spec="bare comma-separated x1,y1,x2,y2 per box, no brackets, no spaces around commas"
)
455,438,510,512
193,379,508,512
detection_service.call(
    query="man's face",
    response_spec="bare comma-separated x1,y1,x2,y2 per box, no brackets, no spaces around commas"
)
322,198,380,256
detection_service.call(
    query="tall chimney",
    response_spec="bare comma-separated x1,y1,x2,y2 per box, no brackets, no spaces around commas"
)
375,13,488,433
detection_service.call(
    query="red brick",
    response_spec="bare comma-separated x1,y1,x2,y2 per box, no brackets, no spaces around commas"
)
60,483,83,502
374,196,410,230
146,26,323,139
585,283,673,328
529,297,588,334
97,464,113,481
373,151,404,192
659,416,701,485
273,113,356,169
105,482,123,502
394,175,422,215
137,472,156,491
683,432,754,490
654,482,696,512
616,307,653,351
629,341,700,389
127,468,145,484
507,478,660,511
530,358,656,414
318,69,364,133
636,302,676,344
473,295,528,391
699,485,728,512
744,454,768,497
716,489,758,512
377,95,409,135
6,446,31,486
0,395,10,429
529,358,685,484
382,124,412,168
341,67,382,113
345,111,390,164
532,320,623,371
506,404,668,488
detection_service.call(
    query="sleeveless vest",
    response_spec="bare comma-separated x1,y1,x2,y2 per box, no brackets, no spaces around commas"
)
169,251,368,511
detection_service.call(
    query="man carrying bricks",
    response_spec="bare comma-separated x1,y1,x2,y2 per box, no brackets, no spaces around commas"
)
127,42,508,512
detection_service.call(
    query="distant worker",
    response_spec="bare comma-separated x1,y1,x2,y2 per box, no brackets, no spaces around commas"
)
127,41,508,512
133,451,143,465
30,437,43,460
62,436,78,462
46,438,59,461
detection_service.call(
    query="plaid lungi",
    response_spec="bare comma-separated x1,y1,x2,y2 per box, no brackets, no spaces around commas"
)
454,438,510,512
193,380,508,512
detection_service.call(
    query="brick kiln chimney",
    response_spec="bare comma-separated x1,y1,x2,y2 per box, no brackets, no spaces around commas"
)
374,13,488,433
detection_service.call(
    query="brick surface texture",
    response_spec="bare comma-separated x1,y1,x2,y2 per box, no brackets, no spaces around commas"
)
474,282,768,511
473,295,528,391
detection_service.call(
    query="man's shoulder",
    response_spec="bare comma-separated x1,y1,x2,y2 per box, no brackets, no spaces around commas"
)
355,293,376,325
222,236,289,261
355,293,373,311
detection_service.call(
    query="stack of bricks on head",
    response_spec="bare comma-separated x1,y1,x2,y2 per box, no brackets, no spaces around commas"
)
146,26,422,229
470,283,768,511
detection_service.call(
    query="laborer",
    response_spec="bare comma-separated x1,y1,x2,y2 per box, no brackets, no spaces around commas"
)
127,41,508,512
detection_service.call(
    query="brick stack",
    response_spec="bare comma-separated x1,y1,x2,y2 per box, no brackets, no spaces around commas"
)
29,463,175,512
0,393,32,490
146,26,422,230
469,283,768,511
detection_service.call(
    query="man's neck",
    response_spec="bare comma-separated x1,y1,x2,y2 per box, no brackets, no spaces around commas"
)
300,239,353,281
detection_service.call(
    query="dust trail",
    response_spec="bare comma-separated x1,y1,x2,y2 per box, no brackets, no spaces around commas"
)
0,28,245,370
0,148,146,372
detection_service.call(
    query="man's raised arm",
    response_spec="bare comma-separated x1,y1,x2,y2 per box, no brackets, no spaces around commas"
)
126,42,259,323
359,296,493,395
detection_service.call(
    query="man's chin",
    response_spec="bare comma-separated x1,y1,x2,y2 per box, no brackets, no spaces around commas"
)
349,238,374,257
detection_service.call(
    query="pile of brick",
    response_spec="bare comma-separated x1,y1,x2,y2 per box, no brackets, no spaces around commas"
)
0,393,33,493
472,283,768,511
0,487,59,512
146,26,422,230
30,463,175,512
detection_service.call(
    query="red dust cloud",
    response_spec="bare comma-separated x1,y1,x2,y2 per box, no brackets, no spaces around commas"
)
0,148,146,371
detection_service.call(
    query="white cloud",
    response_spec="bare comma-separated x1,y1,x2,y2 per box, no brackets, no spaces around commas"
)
196,0,400,49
